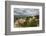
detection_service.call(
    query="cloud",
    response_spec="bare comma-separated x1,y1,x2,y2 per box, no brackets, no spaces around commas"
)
14,8,39,16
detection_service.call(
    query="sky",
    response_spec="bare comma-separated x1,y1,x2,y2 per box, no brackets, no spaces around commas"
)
14,8,39,16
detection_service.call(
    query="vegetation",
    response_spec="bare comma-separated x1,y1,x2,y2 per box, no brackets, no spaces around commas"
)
14,16,39,27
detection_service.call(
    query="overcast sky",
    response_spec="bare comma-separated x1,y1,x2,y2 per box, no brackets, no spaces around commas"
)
14,8,39,16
